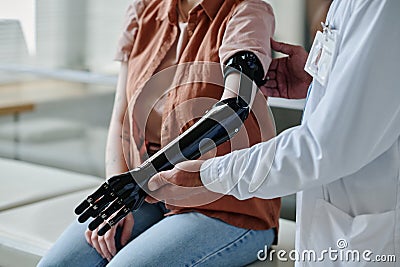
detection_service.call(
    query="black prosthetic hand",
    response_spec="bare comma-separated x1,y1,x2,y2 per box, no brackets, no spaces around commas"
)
75,51,264,235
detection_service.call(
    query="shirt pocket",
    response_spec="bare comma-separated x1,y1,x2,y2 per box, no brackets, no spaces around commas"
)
305,199,396,267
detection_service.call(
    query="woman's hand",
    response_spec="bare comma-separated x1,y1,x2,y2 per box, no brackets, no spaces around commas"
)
261,39,312,99
90,62,133,261
85,213,134,261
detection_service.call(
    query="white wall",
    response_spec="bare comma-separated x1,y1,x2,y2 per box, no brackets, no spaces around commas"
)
85,0,132,73
35,0,131,71
2,0,306,71
267,0,306,46
0,0,36,54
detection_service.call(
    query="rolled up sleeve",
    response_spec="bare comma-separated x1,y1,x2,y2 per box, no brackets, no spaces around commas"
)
203,0,400,200
114,0,146,62
219,0,275,78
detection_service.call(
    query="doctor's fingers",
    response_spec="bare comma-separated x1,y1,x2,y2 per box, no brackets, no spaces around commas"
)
264,71,277,88
268,58,279,71
145,195,159,204
148,163,204,191
147,170,174,192
259,86,280,98
271,39,302,56
266,70,276,79
150,183,222,207
263,80,277,88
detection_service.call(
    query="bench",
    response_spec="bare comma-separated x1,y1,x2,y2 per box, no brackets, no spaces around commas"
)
0,158,295,266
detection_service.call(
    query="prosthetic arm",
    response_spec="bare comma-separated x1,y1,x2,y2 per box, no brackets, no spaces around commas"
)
75,51,265,235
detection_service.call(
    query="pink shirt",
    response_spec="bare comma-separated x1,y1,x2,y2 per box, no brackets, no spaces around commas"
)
115,0,275,144
116,0,275,73
112,0,280,233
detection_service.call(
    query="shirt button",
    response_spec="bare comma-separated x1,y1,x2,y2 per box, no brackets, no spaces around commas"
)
188,30,193,36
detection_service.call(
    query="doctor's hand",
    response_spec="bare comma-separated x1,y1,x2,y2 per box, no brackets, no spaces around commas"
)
261,39,312,99
85,213,134,261
145,160,223,207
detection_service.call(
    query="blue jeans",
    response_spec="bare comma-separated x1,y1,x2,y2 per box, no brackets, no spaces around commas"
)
38,202,275,267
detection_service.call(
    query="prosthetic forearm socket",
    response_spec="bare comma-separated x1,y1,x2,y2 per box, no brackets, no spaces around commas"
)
75,51,264,235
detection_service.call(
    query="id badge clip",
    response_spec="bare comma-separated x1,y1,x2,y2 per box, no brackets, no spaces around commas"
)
305,22,338,86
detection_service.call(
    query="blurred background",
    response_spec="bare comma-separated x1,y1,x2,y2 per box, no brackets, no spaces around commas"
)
0,1,332,265
0,0,330,177
0,0,332,220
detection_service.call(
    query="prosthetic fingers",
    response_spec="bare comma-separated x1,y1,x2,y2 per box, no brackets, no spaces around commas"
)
75,51,264,235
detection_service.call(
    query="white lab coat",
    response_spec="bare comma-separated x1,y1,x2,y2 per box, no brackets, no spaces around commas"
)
200,0,400,266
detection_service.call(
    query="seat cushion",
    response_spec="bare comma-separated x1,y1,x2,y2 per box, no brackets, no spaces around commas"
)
0,118,84,143
0,158,100,211
0,127,108,177
0,187,296,267
0,194,296,267
0,189,96,267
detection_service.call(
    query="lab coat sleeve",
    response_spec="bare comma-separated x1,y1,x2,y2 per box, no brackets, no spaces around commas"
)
200,0,400,199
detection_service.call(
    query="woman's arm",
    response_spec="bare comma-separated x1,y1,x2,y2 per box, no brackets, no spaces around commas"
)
75,0,277,229
218,0,276,138
105,62,130,178
85,62,136,261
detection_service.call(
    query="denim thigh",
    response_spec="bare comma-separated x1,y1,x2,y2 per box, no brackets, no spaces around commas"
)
38,206,274,267
108,212,275,267
37,202,166,267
